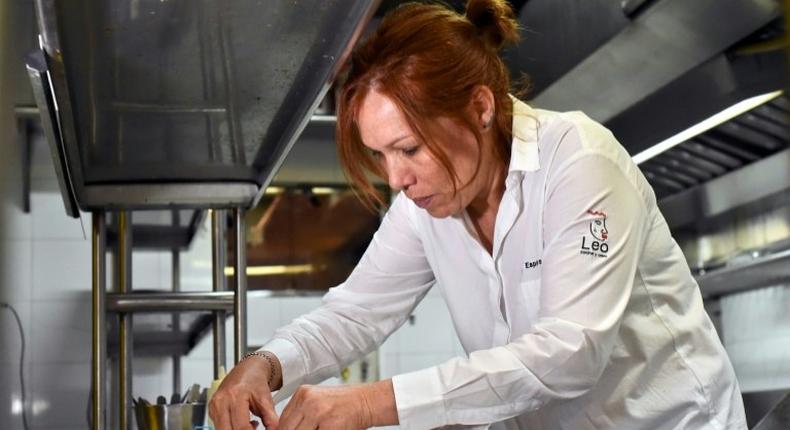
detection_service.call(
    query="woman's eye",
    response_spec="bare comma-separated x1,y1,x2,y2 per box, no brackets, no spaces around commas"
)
370,150,382,160
402,146,418,156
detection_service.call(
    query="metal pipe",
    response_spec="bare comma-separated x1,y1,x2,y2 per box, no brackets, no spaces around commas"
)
172,248,181,394
212,210,227,378
106,291,235,312
92,211,107,430
117,212,132,430
233,208,248,362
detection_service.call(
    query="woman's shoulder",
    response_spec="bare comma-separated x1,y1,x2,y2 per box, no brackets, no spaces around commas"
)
534,109,619,156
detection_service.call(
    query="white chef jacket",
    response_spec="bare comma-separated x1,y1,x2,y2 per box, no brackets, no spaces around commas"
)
261,97,747,429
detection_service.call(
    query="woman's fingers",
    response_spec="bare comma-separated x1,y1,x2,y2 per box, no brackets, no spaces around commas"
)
249,392,279,429
209,395,233,430
281,413,306,430
278,391,300,430
294,414,317,430
230,398,255,430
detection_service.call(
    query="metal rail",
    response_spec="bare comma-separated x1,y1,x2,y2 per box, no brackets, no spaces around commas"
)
106,291,235,312
117,212,133,430
212,210,227,378
91,212,107,430
233,208,248,361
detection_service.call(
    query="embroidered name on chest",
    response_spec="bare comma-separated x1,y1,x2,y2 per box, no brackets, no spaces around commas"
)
524,259,542,269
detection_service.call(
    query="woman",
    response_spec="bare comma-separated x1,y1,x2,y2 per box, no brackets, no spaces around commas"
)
209,1,747,429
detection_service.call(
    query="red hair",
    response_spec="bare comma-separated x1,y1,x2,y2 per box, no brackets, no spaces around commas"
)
336,0,522,210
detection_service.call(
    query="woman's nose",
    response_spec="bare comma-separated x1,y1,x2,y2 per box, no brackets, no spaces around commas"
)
387,160,415,191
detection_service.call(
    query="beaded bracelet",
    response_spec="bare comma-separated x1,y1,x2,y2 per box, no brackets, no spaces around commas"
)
242,351,277,387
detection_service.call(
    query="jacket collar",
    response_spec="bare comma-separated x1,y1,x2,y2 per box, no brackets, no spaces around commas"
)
508,95,541,173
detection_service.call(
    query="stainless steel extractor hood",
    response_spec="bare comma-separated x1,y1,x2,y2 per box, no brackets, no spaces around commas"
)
28,0,380,214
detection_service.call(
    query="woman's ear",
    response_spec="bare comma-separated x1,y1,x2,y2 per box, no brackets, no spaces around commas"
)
470,85,496,129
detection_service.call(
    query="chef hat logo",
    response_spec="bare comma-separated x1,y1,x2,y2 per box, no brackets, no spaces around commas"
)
587,209,608,242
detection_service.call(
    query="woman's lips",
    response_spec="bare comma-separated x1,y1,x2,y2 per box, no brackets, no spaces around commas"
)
413,195,434,209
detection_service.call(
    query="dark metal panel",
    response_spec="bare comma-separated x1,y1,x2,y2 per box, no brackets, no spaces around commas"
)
676,143,738,172
739,113,790,141
609,48,787,156
642,162,699,187
653,154,715,181
715,122,783,151
753,392,790,430
753,104,790,125
504,0,629,96
533,0,780,122
770,96,790,113
698,134,763,162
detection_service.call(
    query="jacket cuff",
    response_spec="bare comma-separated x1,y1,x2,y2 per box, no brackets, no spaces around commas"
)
392,366,449,430
259,338,306,402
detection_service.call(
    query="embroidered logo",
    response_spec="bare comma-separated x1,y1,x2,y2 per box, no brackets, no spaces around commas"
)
580,209,610,258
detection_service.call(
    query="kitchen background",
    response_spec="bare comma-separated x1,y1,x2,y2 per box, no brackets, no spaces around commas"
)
1,0,789,429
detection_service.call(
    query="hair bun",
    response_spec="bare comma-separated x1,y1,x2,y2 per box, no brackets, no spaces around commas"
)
465,0,520,50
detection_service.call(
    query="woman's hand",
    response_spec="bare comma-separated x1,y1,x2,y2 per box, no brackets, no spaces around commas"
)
209,353,282,430
278,380,398,430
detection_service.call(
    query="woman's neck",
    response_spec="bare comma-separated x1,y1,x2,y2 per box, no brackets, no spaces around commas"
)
465,157,507,255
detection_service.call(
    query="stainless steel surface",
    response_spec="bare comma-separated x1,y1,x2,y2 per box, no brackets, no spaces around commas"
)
106,292,234,312
233,208,248,362
117,212,133,430
92,211,107,430
24,49,79,217
659,148,790,229
753,393,790,430
696,245,790,299
533,0,780,123
212,210,227,378
32,0,381,210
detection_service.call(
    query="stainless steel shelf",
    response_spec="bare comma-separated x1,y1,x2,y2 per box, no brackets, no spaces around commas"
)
31,0,382,210
696,245,790,298
107,311,218,357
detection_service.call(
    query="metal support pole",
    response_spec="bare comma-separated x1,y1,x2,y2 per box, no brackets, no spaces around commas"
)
211,209,227,378
171,210,182,394
92,211,107,430
117,212,133,430
233,208,248,362
172,248,182,394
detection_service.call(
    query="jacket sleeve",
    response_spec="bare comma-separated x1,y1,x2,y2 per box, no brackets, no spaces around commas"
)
260,193,436,400
391,150,650,429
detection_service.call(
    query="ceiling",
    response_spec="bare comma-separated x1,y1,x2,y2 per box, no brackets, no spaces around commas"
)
276,0,788,230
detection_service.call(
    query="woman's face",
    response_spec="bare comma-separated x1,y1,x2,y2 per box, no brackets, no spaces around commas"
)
356,89,492,218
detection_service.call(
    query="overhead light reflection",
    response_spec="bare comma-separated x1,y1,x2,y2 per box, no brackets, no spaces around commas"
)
264,186,285,195
632,90,783,164
224,264,315,277
311,187,336,195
